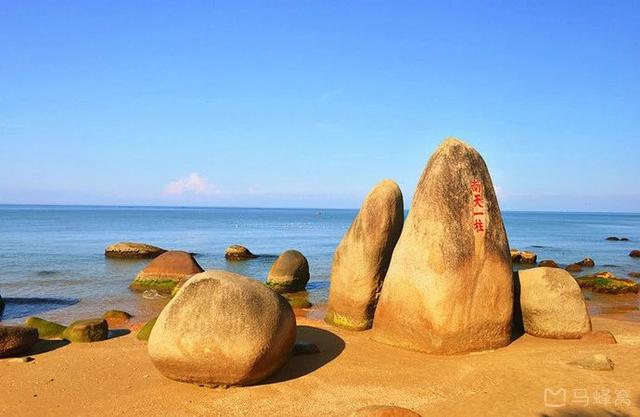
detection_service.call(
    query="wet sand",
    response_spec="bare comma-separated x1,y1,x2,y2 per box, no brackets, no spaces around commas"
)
2,311,639,417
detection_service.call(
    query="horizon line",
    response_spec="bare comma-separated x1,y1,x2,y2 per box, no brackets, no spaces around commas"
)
0,203,638,215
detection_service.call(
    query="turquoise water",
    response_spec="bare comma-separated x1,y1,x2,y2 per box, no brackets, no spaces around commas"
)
0,205,638,323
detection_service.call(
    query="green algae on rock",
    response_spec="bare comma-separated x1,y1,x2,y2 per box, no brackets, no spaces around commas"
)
282,291,312,309
576,271,639,294
266,250,310,293
136,317,157,341
103,310,133,321
62,318,109,343
24,317,66,339
130,251,204,294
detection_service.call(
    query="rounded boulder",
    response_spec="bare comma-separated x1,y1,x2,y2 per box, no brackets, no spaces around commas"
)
266,250,310,293
225,245,257,261
0,326,39,357
517,267,591,339
130,251,204,293
148,270,296,386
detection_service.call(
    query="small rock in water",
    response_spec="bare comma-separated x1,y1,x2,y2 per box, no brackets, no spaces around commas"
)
565,263,583,273
511,249,537,265
224,245,257,261
569,354,614,371
576,258,595,267
538,260,559,268
606,236,621,241
628,272,640,278
292,341,320,355
266,250,310,293
629,250,640,258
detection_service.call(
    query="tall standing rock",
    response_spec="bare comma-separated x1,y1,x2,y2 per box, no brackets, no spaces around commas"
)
372,138,513,354
325,179,404,330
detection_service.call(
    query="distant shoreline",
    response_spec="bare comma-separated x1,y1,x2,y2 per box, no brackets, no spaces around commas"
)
0,204,638,215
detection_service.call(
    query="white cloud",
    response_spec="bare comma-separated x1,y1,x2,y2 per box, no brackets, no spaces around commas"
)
163,172,219,196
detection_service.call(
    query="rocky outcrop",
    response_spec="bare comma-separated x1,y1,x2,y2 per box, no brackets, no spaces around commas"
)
62,318,109,343
130,251,204,293
24,317,66,339
325,179,404,331
538,260,559,268
511,249,537,264
372,138,513,354
266,250,310,293
606,236,629,241
148,270,296,386
576,271,639,294
576,258,595,267
0,326,38,357
105,242,166,259
225,245,257,261
516,268,591,339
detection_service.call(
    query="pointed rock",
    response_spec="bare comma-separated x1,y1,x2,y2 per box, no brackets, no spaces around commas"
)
325,179,404,330
372,138,513,354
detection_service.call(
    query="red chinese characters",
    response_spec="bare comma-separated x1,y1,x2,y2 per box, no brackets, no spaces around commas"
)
470,179,485,233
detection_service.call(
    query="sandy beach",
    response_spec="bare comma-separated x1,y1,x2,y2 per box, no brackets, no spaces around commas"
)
2,310,639,417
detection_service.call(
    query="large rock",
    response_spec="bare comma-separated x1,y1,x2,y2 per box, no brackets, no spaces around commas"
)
510,249,537,264
25,317,66,339
0,326,38,357
325,179,404,330
130,251,204,293
148,270,296,386
225,245,257,261
105,242,166,259
517,267,591,339
266,250,310,293
62,318,109,343
372,138,513,354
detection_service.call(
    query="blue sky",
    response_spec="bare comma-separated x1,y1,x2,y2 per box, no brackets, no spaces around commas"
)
1,1,638,211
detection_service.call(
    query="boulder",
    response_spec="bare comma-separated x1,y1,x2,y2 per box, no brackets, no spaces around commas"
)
517,268,591,339
568,354,614,371
565,263,583,273
605,236,620,241
629,250,640,258
326,179,404,331
136,317,157,341
350,406,422,417
511,249,537,265
576,258,595,267
103,310,132,321
266,250,310,293
372,138,513,354
62,318,108,343
130,251,204,293
576,271,639,294
24,317,66,339
225,245,257,261
538,260,559,268
105,242,166,259
0,326,38,357
580,330,617,344
148,270,296,386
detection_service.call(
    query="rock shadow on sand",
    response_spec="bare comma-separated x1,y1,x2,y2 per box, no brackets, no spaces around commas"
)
261,325,345,385
27,339,70,355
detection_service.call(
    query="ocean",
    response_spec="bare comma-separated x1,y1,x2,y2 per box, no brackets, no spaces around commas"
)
0,205,638,324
